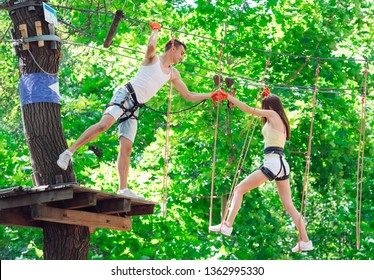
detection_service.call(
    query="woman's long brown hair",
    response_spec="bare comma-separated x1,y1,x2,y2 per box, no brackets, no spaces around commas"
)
261,94,291,140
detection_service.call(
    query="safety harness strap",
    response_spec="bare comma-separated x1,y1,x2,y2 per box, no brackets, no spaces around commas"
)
106,83,144,124
260,146,289,181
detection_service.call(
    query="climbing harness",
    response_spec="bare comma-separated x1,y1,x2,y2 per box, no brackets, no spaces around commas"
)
108,83,144,124
259,146,289,181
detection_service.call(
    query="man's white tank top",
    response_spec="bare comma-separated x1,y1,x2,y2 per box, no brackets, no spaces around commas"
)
129,56,171,103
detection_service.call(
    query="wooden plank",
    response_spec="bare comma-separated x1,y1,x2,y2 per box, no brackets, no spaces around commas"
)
0,188,74,210
0,208,43,229
19,24,29,50
35,21,44,47
48,192,97,209
31,204,132,231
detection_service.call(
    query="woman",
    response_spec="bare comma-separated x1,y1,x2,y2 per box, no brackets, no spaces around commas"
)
209,90,313,252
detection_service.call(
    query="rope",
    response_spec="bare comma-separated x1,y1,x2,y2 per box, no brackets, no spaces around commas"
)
355,60,368,250
161,35,175,218
143,100,206,115
26,49,58,76
296,60,321,251
52,4,374,62
209,42,224,229
220,57,271,227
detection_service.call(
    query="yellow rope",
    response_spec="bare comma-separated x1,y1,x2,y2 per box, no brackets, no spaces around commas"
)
209,44,223,229
220,58,271,225
356,61,368,249
162,36,174,218
296,60,320,250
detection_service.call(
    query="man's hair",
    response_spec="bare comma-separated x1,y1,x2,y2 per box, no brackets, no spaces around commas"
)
164,39,187,52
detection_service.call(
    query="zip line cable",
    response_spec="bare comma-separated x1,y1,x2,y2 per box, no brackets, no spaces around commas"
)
50,4,374,63
2,9,367,99
55,17,374,99
1,35,371,100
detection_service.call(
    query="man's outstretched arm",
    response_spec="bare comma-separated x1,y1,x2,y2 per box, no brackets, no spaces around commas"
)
172,68,211,102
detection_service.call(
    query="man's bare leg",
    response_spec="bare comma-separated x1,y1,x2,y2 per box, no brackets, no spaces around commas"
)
57,114,116,170
117,136,133,191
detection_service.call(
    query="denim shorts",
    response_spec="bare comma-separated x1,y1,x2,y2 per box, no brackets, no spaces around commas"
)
103,86,139,143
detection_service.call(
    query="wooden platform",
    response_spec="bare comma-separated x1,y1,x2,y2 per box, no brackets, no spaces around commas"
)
0,183,157,232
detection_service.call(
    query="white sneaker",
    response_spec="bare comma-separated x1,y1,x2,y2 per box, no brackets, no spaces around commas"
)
117,188,144,200
57,150,73,170
292,240,313,252
209,223,233,236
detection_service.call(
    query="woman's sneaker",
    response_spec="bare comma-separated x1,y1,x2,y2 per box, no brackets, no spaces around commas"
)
118,188,144,200
57,150,73,170
292,240,313,252
209,223,233,236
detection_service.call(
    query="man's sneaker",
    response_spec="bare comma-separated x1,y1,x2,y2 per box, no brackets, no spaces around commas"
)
57,150,73,170
292,240,313,252
209,223,233,236
118,188,144,200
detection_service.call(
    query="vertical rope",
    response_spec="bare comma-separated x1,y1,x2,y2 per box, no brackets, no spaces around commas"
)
221,57,271,225
356,60,368,249
162,36,175,218
209,43,223,229
296,60,320,251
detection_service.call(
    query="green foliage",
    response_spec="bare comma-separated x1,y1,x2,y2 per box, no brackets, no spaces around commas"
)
0,0,373,260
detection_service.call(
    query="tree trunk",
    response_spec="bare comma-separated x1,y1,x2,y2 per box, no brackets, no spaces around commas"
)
44,222,90,260
6,0,90,259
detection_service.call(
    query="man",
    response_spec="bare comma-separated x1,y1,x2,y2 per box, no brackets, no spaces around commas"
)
57,22,217,199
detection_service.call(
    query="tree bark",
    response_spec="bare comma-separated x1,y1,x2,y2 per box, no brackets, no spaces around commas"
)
44,222,90,260
6,0,90,259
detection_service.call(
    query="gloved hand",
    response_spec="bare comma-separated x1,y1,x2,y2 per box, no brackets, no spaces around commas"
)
211,89,228,103
262,88,271,99
150,21,161,31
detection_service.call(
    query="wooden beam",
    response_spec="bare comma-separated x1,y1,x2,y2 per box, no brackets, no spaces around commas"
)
0,208,43,229
0,188,74,210
48,192,97,209
92,198,131,214
126,204,155,216
31,204,132,231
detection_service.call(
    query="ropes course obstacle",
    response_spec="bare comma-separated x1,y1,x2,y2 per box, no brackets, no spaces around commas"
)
218,58,271,231
0,2,371,249
209,43,224,230
294,60,321,252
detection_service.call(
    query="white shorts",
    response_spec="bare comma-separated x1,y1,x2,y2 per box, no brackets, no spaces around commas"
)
260,154,290,181
103,86,139,143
